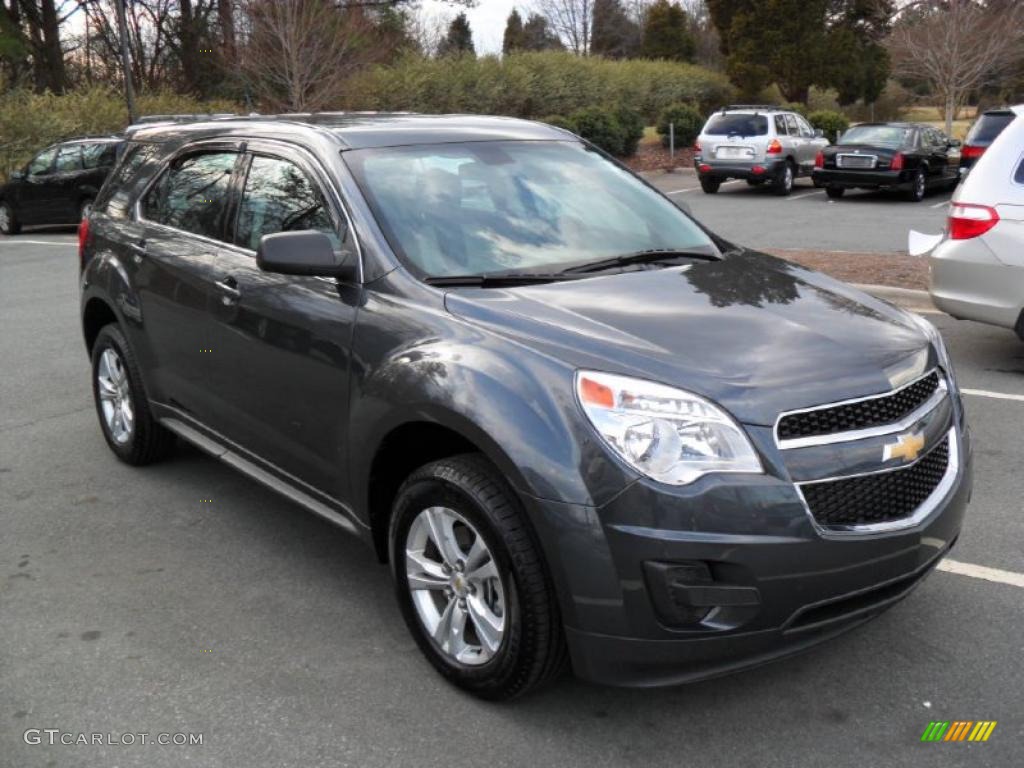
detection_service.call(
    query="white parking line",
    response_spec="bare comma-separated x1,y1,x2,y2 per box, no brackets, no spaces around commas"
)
961,388,1024,403
938,559,1024,589
666,187,697,195
786,190,824,201
930,199,951,209
1,239,76,246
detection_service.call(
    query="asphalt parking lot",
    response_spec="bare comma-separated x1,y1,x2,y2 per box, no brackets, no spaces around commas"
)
2,233,1023,768
645,171,955,253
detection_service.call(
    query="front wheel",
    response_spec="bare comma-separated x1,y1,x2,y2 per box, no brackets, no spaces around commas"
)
390,454,565,700
700,177,721,194
0,200,21,234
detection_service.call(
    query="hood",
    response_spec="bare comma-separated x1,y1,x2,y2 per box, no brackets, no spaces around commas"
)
444,250,933,426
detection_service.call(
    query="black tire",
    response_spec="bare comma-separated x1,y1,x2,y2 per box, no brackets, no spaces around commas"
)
825,185,845,199
906,169,926,202
91,324,174,465
700,177,720,194
390,454,566,700
79,197,94,222
746,178,765,187
772,161,795,196
0,200,21,235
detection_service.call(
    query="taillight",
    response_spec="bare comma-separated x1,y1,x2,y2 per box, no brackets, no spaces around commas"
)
767,139,782,154
693,141,701,153
814,151,824,169
949,203,999,240
890,153,904,171
78,217,91,269
698,163,711,173
960,145,985,159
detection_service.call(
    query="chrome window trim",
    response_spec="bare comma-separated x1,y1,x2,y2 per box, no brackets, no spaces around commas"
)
795,426,959,536
774,369,945,449
133,137,364,283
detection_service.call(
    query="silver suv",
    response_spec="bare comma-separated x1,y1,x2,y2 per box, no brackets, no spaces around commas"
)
694,106,829,196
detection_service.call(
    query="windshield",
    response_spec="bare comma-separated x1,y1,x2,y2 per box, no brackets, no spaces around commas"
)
839,125,914,148
344,141,714,278
703,114,768,137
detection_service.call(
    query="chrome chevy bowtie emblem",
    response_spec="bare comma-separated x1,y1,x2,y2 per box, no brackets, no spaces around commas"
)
884,432,925,463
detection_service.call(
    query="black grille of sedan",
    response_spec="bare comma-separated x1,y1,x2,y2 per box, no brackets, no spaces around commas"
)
777,372,940,441
800,436,950,528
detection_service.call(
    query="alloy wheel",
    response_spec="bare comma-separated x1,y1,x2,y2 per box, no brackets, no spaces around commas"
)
915,172,926,200
405,506,506,666
0,204,10,232
97,347,134,445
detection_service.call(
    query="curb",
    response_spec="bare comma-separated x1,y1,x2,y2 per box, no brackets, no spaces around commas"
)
853,283,936,310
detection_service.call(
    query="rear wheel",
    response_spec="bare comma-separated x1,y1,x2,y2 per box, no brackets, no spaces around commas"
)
825,185,845,199
772,162,795,196
0,200,21,234
700,177,721,194
91,324,174,465
390,454,566,700
79,197,94,222
906,169,926,202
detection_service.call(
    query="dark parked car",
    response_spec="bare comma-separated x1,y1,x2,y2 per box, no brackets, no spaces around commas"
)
0,136,122,234
959,109,1015,174
79,115,971,699
812,122,960,201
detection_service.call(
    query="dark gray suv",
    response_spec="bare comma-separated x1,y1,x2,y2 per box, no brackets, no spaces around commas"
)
79,114,972,699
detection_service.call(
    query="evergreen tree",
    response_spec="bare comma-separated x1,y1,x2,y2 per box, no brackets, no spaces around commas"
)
591,0,640,59
503,8,526,54
521,13,564,52
438,12,475,58
640,0,695,62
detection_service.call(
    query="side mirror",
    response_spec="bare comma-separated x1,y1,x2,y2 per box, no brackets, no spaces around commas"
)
256,230,357,281
813,128,824,138
948,139,962,149
9,170,25,181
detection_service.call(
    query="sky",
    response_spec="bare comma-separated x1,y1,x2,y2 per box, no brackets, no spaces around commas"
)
419,0,520,55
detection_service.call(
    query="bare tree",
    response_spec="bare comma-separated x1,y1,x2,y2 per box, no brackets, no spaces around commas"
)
238,0,378,111
537,0,593,54
889,0,1024,134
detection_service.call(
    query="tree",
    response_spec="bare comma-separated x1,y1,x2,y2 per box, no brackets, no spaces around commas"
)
640,0,695,61
502,7,524,53
591,0,639,59
437,11,473,57
521,12,563,51
537,0,592,55
889,0,1024,134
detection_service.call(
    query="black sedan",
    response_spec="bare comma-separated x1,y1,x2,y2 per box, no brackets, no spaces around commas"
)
812,122,960,201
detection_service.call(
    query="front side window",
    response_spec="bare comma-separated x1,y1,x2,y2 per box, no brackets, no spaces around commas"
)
55,144,83,172
235,155,340,251
142,151,237,240
796,116,815,138
28,147,58,175
703,113,768,137
82,143,116,169
345,141,715,278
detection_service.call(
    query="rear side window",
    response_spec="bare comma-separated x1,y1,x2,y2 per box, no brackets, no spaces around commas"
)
1015,156,1024,185
235,155,341,251
142,151,237,240
784,114,800,137
704,114,768,137
774,115,787,135
55,144,83,172
966,112,1014,145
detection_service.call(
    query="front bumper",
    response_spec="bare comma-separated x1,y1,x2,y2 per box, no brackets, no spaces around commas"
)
524,423,972,688
695,158,787,181
812,168,912,189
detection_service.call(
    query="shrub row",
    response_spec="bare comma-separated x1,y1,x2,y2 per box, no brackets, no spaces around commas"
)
807,110,850,142
542,105,645,156
345,51,735,123
0,85,240,180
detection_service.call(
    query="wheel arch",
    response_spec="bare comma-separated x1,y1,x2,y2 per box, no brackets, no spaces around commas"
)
82,296,119,354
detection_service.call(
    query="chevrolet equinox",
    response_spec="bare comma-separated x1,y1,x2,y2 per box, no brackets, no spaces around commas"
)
79,114,972,700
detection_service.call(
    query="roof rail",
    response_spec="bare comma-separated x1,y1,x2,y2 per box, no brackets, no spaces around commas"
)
134,113,237,124
721,104,779,112
58,134,122,143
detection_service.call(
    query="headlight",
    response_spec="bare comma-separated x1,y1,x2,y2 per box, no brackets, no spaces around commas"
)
909,313,958,391
575,371,763,485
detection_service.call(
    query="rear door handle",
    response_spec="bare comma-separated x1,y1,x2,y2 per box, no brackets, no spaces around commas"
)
128,239,147,264
215,275,241,304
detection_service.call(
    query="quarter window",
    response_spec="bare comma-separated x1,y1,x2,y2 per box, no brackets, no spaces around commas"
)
55,144,83,172
27,147,57,175
142,151,237,241
1014,156,1024,185
235,155,341,251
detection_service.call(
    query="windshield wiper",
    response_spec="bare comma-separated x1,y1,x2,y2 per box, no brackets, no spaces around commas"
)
559,249,721,275
423,272,576,288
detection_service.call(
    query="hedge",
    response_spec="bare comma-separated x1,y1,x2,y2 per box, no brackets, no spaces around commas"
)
345,51,735,123
0,85,241,180
543,104,645,156
655,103,704,148
807,110,851,143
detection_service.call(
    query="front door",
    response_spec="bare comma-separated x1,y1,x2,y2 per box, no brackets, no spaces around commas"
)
205,147,360,497
17,146,60,223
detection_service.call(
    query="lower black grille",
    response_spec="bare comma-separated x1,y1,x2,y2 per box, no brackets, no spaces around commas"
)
778,371,941,441
801,436,950,528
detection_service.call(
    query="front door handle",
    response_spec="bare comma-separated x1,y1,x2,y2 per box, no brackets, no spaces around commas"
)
215,275,241,304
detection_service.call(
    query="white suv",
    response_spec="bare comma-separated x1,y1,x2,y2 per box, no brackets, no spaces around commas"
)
694,106,829,196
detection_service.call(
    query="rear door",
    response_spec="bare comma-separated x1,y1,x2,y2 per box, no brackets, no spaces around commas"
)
52,143,85,220
133,144,244,422
204,143,360,496
784,114,808,169
795,114,827,172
